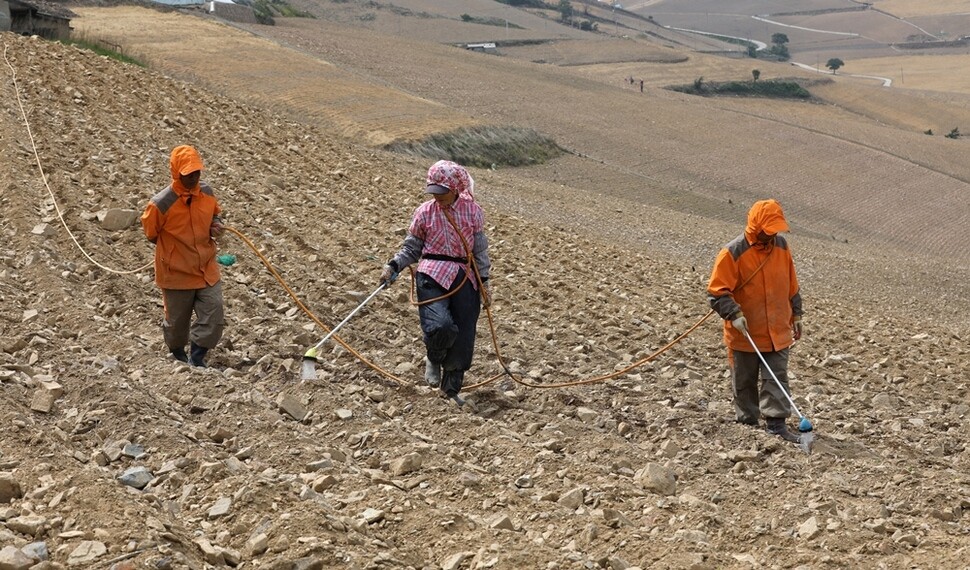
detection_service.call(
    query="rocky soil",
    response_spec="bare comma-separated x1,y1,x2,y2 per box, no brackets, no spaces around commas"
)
0,28,968,570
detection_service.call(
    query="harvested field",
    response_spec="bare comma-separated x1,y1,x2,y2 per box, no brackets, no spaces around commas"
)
870,0,970,18
573,50,810,89
809,80,970,132
72,7,479,145
848,53,970,95
499,38,688,66
284,0,587,43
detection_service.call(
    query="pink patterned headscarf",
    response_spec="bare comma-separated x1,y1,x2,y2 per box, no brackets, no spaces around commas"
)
426,160,475,201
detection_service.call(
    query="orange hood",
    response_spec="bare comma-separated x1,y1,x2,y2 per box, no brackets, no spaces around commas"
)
744,199,789,243
170,145,204,196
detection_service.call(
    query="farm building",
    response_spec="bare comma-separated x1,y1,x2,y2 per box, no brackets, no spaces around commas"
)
0,0,75,39
208,1,257,24
150,0,205,6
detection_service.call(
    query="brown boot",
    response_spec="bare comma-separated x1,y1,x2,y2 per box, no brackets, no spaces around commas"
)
765,418,800,443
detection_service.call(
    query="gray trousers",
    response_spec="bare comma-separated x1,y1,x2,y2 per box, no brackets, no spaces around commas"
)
730,347,791,423
162,281,225,351
416,270,481,397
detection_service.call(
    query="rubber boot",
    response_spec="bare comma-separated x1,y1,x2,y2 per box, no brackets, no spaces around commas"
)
441,369,463,400
424,357,441,388
171,347,188,363
765,418,800,443
189,342,208,368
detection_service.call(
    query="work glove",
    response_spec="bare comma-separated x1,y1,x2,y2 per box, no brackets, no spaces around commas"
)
379,264,398,286
480,280,491,308
209,220,225,239
792,316,803,341
731,313,748,335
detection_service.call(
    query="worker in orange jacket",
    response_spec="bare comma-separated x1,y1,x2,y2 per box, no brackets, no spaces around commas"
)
707,199,804,442
141,145,225,367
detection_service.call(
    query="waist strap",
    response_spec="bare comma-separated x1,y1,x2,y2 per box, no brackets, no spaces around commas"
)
422,253,468,263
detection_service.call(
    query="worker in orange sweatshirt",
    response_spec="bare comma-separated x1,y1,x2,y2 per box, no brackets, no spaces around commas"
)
707,199,804,443
141,145,225,367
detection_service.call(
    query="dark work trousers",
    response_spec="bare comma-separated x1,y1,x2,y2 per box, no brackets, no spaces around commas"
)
416,269,481,397
729,347,791,423
162,281,225,351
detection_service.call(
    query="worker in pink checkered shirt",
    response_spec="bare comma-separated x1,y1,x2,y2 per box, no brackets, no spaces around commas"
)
380,160,491,407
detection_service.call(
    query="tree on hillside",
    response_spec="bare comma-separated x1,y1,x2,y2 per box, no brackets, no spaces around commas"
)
752,69,761,82
765,33,790,61
826,57,845,73
557,0,573,22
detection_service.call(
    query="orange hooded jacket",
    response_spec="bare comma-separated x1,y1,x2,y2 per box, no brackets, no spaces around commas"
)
707,199,802,353
141,146,222,290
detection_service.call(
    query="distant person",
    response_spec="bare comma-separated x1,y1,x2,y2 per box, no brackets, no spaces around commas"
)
639,79,644,92
141,145,225,367
379,160,491,408
707,199,804,443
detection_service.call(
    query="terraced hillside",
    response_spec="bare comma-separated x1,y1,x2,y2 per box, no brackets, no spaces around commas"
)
1,1,969,568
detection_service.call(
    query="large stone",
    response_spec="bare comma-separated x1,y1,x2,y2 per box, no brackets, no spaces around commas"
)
575,407,598,423
799,516,821,540
334,408,353,420
118,466,153,490
311,474,337,492
67,541,106,566
100,209,139,231
306,458,333,472
602,508,633,528
246,533,268,556
0,546,33,570
442,552,472,570
276,393,308,421
871,393,895,410
222,548,242,566
660,440,680,458
558,487,585,509
207,497,231,519
0,472,22,503
360,508,384,524
31,224,55,237
389,453,422,476
122,443,146,460
635,463,677,496
488,514,515,531
21,541,48,562
6,514,46,536
726,449,760,463
607,556,633,570
193,537,224,566
30,390,57,414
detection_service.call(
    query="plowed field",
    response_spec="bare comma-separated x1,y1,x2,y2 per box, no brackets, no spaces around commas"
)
1,2,968,568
